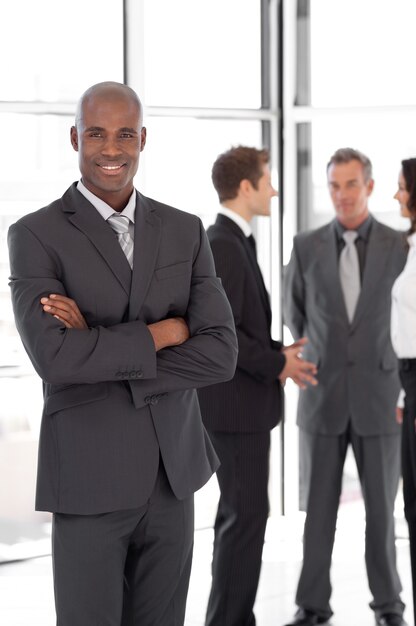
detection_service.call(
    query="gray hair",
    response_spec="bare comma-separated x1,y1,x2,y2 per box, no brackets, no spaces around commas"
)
327,148,373,182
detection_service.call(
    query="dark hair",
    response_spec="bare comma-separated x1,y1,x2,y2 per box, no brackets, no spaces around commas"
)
401,158,416,234
212,146,270,203
326,147,373,183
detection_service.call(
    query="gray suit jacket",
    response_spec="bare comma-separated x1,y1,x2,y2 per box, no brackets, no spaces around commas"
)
8,183,237,514
283,217,407,436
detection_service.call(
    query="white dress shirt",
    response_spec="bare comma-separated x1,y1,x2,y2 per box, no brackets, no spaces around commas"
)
77,180,136,241
217,207,252,238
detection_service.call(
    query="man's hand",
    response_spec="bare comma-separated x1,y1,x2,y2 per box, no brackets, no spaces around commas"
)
279,340,318,389
40,294,88,329
283,336,308,352
147,318,190,352
395,406,403,425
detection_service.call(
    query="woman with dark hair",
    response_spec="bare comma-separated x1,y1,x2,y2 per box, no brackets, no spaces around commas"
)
391,157,416,626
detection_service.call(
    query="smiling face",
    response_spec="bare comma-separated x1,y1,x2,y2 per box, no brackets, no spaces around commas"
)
394,170,411,219
327,159,374,229
70,84,146,211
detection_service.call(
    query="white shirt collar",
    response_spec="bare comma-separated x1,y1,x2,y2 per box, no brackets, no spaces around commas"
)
218,206,252,237
77,180,136,223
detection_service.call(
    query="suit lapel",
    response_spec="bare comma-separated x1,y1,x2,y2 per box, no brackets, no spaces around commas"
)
316,221,349,320
128,193,161,321
242,234,272,323
216,214,271,321
61,184,132,295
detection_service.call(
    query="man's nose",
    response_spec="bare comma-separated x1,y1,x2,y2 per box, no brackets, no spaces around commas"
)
101,137,122,156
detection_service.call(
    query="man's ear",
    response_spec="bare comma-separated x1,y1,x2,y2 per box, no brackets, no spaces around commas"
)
240,179,252,197
140,126,147,152
70,126,79,152
366,178,375,196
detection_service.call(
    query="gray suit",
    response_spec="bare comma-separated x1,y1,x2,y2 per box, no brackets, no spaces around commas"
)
284,216,407,619
7,183,237,624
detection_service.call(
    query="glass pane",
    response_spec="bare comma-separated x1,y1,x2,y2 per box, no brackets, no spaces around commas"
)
1,0,123,102
310,0,416,107
304,113,416,230
0,113,80,366
139,117,263,226
143,0,262,108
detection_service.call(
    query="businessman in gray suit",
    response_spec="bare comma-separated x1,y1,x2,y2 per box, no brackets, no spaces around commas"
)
7,81,237,626
283,148,408,626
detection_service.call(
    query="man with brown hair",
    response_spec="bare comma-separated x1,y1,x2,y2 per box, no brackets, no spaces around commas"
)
198,145,317,626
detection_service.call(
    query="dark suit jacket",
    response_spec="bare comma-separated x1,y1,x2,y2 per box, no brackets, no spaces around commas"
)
283,217,407,436
198,214,284,433
7,184,238,514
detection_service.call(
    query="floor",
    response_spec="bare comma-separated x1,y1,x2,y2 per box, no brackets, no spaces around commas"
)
0,500,413,626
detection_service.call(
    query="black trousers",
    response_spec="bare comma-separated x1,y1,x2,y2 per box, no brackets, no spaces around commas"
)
399,359,416,626
52,460,194,626
205,430,270,626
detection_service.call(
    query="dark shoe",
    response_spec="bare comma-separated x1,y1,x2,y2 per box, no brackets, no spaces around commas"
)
375,614,408,626
284,608,329,625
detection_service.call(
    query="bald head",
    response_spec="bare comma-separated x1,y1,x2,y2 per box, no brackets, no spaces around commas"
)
70,81,147,211
75,81,143,129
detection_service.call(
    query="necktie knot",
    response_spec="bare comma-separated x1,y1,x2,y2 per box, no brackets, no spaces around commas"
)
107,214,130,235
343,230,358,245
107,214,134,269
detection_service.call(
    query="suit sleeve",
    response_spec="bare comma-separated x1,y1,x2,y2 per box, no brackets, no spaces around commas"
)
283,237,306,340
208,235,285,383
8,219,237,397
8,221,158,384
128,221,238,405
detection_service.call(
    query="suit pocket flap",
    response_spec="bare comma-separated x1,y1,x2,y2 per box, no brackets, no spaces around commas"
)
45,383,109,415
155,261,191,281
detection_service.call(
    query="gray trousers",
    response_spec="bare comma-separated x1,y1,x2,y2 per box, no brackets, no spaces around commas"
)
296,425,404,620
52,462,194,626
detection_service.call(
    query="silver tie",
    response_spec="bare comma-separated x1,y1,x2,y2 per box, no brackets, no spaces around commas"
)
339,230,360,322
107,214,134,269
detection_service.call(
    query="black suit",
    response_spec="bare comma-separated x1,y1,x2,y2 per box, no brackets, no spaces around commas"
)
8,185,237,625
198,214,284,625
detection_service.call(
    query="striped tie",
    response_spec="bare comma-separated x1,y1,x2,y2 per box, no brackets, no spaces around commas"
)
107,214,134,269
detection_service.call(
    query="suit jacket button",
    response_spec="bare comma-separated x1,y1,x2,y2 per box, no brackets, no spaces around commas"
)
136,370,143,378
144,395,151,404
115,371,122,378
150,395,158,405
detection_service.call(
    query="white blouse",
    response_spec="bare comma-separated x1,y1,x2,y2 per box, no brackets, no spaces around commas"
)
391,232,416,407
391,232,416,358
